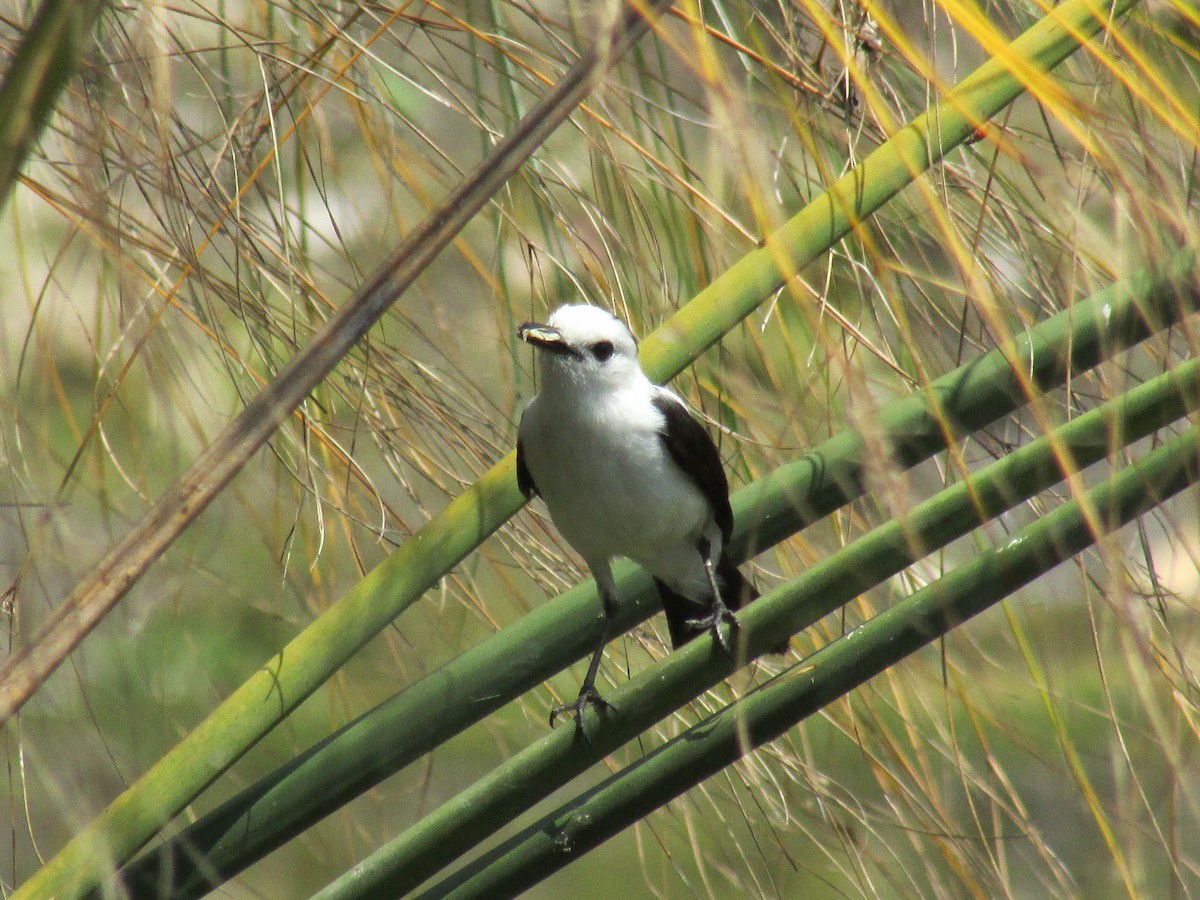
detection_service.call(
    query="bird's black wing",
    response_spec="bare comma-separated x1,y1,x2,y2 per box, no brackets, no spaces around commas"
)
652,392,733,541
515,436,538,499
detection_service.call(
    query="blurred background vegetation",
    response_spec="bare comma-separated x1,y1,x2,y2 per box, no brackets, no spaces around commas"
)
1,0,1198,897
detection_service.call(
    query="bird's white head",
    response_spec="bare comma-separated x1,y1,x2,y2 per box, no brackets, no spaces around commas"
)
518,304,645,394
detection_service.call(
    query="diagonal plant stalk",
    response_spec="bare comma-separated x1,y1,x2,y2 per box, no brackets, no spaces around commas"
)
0,0,676,725
121,247,1199,899
421,422,1200,900
636,0,1139,381
312,344,1200,900
0,0,107,210
12,1,1141,897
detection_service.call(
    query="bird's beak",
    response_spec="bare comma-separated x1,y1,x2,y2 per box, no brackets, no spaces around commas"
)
517,322,576,356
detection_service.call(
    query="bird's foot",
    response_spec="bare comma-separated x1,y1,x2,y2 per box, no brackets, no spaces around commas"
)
550,685,615,735
687,600,739,653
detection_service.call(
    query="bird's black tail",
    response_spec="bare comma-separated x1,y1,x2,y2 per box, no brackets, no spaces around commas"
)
656,556,788,653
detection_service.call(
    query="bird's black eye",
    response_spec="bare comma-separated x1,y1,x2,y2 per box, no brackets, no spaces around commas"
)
591,340,614,361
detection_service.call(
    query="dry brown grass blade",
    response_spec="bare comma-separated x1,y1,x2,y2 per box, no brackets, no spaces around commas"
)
0,0,675,725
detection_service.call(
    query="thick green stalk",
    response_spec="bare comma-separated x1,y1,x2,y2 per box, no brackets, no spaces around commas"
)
126,248,1198,899
637,0,1139,379
317,351,1200,899
428,423,1200,899
0,0,106,210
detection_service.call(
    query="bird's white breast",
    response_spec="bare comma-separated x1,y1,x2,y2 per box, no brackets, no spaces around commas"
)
520,385,713,581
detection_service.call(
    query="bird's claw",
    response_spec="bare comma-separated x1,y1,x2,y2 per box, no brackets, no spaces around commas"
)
687,600,739,653
550,685,615,735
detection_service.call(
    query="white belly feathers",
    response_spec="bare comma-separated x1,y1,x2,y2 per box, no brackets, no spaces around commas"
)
521,386,716,584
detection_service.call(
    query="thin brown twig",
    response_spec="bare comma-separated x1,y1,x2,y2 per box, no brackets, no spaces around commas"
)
0,0,676,724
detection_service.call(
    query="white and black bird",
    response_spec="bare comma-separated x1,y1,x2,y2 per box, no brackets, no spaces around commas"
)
516,304,766,729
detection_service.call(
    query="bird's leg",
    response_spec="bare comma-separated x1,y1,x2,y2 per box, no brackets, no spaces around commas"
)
686,537,739,653
550,574,617,736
